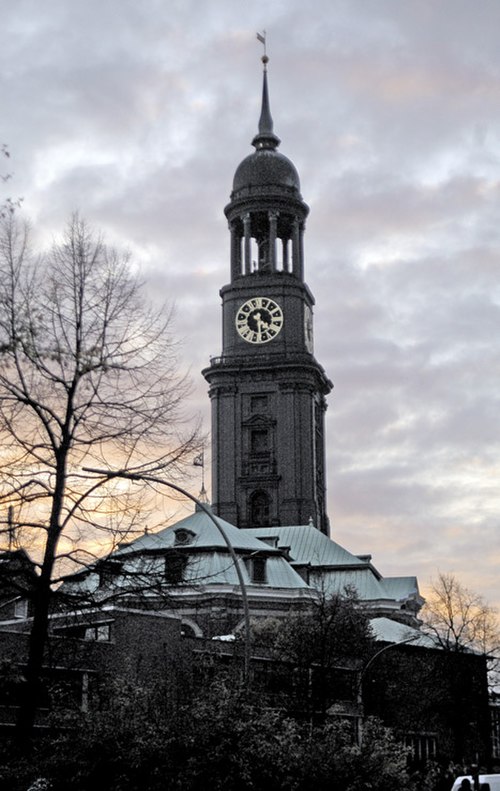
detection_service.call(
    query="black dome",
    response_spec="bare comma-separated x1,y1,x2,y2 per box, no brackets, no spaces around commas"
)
232,149,301,196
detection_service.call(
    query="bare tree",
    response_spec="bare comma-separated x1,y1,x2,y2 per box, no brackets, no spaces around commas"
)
0,213,201,743
421,573,499,654
421,571,500,698
1,144,23,218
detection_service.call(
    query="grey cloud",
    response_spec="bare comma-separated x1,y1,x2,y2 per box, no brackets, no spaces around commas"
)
3,0,500,609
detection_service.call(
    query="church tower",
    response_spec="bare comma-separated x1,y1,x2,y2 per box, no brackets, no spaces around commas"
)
203,54,332,534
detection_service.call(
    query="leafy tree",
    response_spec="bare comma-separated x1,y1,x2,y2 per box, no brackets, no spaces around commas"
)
251,590,374,717
360,573,496,767
253,589,374,664
0,670,415,791
0,213,201,744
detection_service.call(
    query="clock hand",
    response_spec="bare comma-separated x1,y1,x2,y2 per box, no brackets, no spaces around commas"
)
254,312,264,335
254,311,270,332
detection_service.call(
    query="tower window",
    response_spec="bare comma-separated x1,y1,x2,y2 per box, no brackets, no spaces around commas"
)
251,428,269,454
250,394,269,414
249,490,270,527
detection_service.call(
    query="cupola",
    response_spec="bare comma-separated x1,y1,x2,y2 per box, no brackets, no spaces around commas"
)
224,53,309,282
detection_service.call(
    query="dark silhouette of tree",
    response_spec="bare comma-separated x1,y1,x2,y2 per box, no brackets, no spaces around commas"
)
421,572,499,657
251,590,375,718
1,145,23,218
0,669,416,791
421,571,500,696
0,213,201,745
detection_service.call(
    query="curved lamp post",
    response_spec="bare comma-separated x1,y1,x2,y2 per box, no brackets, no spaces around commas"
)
357,634,420,744
361,634,420,681
83,467,252,683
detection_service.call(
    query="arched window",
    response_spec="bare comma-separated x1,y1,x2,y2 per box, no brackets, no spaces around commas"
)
249,490,270,527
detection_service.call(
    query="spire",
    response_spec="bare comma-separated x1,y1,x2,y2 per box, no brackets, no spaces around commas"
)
252,37,281,151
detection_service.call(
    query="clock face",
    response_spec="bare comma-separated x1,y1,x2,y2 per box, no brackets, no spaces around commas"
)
236,297,283,344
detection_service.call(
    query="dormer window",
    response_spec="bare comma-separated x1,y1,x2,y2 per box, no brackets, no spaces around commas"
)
165,550,188,585
259,536,278,548
174,528,195,546
245,555,267,584
97,560,122,588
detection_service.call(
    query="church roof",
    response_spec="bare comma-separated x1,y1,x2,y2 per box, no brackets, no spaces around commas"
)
248,524,421,608
370,617,436,648
247,525,367,568
312,568,393,601
102,509,313,593
232,149,301,197
381,576,421,601
114,509,268,556
229,53,303,203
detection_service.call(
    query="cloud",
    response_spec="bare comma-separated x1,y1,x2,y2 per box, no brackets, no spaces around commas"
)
3,0,500,609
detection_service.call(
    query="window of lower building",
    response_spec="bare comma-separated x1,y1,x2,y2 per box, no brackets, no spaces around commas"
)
84,623,111,642
14,598,28,619
403,733,437,763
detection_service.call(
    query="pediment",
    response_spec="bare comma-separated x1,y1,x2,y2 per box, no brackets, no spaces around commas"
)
242,414,275,428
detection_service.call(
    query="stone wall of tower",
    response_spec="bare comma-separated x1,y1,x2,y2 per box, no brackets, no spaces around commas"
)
202,57,332,535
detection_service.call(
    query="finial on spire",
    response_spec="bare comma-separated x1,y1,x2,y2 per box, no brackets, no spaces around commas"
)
256,30,267,62
252,30,280,151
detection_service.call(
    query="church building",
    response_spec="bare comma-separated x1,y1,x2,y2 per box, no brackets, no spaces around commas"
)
1,54,494,770
56,53,424,640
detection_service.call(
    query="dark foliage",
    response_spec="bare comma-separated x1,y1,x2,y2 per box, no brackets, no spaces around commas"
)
0,671,413,791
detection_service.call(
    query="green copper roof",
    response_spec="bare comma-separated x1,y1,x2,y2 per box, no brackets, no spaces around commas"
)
248,525,421,605
115,509,272,556
247,525,367,568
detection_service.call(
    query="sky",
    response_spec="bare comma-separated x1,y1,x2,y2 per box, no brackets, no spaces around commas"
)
2,0,500,609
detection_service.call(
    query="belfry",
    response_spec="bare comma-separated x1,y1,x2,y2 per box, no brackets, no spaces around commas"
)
203,54,332,533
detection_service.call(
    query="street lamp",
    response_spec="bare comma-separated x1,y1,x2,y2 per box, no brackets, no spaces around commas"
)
83,467,252,683
361,634,420,681
357,634,420,744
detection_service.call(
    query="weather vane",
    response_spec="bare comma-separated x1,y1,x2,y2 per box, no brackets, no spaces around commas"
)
256,30,268,65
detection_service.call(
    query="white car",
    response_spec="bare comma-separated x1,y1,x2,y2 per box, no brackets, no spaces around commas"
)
451,776,500,791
